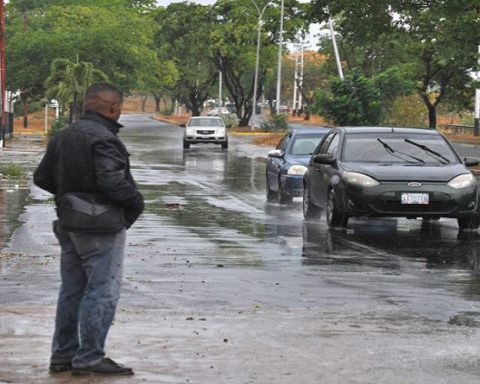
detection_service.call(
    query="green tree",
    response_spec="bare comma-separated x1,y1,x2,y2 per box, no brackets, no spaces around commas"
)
210,0,307,126
7,1,159,124
153,3,217,116
45,57,108,122
313,72,383,126
308,0,480,129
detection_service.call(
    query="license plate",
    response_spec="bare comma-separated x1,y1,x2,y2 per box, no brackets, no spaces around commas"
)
401,193,429,205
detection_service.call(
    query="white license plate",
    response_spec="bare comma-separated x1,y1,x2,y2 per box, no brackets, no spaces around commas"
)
401,193,429,205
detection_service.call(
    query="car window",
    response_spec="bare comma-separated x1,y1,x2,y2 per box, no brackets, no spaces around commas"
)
188,118,224,127
315,132,336,155
277,133,292,151
342,133,459,163
326,134,340,155
291,134,326,155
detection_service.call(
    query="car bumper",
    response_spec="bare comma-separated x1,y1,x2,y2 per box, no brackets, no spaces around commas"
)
184,135,228,144
280,174,304,197
339,181,479,219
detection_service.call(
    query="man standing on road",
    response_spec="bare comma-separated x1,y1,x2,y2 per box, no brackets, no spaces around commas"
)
33,82,144,376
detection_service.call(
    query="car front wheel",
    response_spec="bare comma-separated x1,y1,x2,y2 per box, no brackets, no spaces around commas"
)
278,186,293,204
183,140,190,149
303,184,321,219
266,181,279,202
326,189,348,228
458,215,480,231
221,140,228,149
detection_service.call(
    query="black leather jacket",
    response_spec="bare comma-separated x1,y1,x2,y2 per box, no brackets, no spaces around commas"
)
33,110,144,229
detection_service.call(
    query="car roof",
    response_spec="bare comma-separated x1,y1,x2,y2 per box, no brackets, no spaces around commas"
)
339,127,439,135
291,127,331,135
190,116,223,119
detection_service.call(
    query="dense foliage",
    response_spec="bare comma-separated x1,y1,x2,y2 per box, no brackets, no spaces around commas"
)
5,0,480,128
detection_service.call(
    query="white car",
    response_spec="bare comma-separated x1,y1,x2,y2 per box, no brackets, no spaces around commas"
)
183,117,228,149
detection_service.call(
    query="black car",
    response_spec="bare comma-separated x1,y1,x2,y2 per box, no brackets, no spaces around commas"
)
266,128,330,203
303,127,480,230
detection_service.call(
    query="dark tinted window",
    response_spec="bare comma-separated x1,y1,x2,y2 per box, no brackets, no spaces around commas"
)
290,133,327,155
277,133,292,151
315,132,337,155
188,118,224,127
342,133,459,163
326,134,340,155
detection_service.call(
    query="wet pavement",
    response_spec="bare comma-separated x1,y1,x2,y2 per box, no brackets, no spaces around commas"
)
2,115,480,383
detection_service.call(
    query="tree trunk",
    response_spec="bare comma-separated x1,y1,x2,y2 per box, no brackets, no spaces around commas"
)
304,110,311,121
70,91,79,123
23,102,29,128
419,92,437,129
427,104,436,129
140,95,148,112
154,95,161,113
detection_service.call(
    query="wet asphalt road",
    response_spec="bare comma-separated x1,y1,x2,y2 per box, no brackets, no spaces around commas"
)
2,114,480,383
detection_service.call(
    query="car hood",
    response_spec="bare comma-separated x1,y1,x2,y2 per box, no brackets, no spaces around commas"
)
343,162,468,182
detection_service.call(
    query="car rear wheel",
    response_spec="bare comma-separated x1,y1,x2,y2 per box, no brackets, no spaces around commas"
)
457,215,480,230
326,189,348,228
303,184,321,219
183,140,190,149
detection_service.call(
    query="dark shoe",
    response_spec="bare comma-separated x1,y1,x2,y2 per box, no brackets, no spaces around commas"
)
71,357,134,376
49,362,72,373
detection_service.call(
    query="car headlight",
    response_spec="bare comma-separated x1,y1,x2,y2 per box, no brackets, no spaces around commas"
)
287,165,308,175
448,173,476,189
186,127,195,135
343,171,380,187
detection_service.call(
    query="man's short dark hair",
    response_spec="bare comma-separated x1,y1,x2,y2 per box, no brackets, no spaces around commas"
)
85,82,123,105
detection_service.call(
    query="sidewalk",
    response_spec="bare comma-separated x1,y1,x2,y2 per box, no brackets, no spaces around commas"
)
0,135,45,166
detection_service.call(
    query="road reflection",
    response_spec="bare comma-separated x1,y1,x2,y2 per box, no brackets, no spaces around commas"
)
302,218,480,274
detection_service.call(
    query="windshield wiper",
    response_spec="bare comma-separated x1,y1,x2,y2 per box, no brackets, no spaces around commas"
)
377,138,425,164
404,139,450,164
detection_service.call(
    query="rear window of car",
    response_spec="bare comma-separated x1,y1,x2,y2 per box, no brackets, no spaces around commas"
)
342,133,459,164
290,134,327,155
189,118,224,127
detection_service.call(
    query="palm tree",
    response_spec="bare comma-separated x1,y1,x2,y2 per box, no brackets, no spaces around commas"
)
45,56,108,123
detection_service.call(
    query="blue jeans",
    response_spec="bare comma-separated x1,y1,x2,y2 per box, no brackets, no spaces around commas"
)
50,221,126,368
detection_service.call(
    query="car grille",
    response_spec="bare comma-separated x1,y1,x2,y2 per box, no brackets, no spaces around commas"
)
196,130,215,135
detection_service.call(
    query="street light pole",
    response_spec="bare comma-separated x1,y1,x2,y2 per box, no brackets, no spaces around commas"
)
0,0,5,148
475,45,480,137
250,0,272,131
275,0,284,114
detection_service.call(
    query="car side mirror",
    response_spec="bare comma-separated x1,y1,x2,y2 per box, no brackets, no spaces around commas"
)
268,149,284,158
180,123,186,128
312,154,336,165
464,157,480,167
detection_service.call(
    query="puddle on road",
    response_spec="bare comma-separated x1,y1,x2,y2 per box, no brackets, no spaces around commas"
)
0,186,30,250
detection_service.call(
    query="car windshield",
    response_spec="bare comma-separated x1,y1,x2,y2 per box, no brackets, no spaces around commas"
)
343,133,459,164
189,118,224,127
290,134,326,155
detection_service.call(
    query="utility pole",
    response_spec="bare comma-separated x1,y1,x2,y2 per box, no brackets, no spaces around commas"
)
292,49,299,116
329,16,344,80
298,43,304,113
475,45,480,137
275,0,284,114
0,0,5,148
218,70,222,107
249,0,273,131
